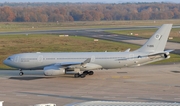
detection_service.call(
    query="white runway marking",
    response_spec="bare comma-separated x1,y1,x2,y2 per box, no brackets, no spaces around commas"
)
174,98,180,100
103,96,116,98
0,77,8,79
15,94,27,97
81,96,93,98
0,94,6,96
127,97,138,99
150,97,163,100
37,95,46,97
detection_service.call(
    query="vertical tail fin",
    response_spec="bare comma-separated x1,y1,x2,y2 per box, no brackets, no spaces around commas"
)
136,24,172,53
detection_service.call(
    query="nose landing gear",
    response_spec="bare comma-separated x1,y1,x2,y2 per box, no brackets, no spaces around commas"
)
19,69,24,76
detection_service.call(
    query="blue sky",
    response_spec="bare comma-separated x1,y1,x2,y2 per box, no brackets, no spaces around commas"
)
0,0,179,3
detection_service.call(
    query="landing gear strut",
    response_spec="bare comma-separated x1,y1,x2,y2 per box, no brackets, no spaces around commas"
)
19,69,24,76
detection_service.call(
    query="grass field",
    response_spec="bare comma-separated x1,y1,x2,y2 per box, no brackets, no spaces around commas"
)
0,34,180,69
1,19,180,32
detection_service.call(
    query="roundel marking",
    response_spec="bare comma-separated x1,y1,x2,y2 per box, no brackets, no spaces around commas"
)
155,34,161,39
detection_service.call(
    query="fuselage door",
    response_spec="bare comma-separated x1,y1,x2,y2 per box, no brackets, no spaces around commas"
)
91,56,95,62
14,56,19,62
129,54,134,60
38,55,43,62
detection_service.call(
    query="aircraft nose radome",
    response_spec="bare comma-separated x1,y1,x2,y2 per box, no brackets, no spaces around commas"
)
3,59,8,65
3,59,14,68
3,58,12,66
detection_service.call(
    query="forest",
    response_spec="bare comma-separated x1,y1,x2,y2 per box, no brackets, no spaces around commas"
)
0,2,180,22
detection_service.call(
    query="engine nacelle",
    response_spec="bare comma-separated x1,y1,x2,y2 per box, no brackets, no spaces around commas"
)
164,52,170,59
43,66,65,76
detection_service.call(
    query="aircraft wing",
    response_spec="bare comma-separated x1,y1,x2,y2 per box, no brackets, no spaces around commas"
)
43,58,103,76
53,58,91,67
54,62,82,67
43,58,102,76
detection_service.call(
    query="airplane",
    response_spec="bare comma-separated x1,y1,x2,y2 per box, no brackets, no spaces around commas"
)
3,24,173,78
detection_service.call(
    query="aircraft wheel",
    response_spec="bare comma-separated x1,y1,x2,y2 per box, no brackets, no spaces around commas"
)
19,72,24,76
74,73,80,78
80,74,86,78
83,71,88,75
88,71,94,75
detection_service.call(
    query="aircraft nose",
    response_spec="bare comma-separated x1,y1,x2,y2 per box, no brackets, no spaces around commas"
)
3,57,13,66
3,58,15,68
3,59,9,65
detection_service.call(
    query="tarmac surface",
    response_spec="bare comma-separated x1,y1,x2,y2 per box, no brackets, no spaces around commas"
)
0,63,180,106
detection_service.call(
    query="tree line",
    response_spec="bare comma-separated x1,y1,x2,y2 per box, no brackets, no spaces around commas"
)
0,2,180,22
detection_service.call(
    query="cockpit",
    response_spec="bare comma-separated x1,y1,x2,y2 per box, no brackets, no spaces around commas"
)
7,57,13,61
3,55,19,68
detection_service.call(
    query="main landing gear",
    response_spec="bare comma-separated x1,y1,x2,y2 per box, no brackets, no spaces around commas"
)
74,71,94,78
19,69,24,76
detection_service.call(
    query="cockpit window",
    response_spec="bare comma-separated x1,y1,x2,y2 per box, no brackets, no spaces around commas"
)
7,57,13,61
138,56,142,58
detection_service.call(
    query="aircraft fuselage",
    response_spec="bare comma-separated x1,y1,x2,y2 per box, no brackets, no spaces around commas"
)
3,52,163,70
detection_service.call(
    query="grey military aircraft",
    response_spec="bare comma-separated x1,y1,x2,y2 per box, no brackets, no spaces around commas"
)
3,24,173,78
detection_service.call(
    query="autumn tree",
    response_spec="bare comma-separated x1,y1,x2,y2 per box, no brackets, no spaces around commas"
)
0,6,15,22
0,3,180,22
70,9,82,21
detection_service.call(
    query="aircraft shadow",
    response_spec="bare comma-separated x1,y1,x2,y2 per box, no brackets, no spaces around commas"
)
9,77,55,80
171,71,180,73
8,74,76,80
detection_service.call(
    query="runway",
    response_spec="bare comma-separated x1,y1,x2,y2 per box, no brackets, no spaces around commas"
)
0,63,180,106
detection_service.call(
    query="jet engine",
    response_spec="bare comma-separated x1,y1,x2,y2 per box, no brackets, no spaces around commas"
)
163,52,170,59
43,66,65,76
